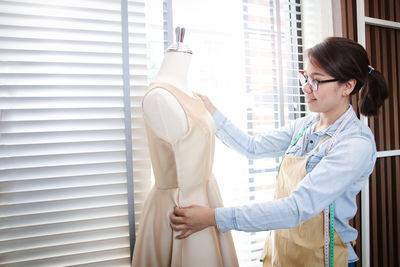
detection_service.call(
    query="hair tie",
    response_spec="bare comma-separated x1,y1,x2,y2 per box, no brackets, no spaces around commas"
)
368,65,374,74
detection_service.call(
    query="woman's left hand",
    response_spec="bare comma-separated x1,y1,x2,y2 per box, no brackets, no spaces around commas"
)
170,205,216,239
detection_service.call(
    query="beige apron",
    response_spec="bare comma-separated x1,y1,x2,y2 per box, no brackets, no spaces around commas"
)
261,132,348,267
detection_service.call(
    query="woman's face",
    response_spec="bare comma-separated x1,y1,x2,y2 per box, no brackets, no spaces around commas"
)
302,60,349,114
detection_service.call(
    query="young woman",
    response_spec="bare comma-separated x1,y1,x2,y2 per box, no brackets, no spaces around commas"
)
170,37,388,266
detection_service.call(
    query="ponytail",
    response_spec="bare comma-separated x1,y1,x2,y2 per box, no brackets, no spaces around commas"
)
358,69,388,116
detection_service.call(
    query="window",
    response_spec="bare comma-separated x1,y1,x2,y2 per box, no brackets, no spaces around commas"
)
0,0,150,265
160,0,332,266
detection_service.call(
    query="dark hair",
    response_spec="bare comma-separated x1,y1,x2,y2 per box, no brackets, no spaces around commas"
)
307,37,388,116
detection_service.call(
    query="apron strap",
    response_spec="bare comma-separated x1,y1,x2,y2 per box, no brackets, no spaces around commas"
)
305,135,330,155
279,126,308,172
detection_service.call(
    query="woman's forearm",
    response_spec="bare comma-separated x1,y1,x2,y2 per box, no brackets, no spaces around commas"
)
213,109,293,159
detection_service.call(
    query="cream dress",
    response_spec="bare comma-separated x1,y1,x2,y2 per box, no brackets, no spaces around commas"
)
132,82,239,267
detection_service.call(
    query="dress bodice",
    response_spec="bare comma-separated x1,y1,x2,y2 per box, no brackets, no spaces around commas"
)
142,82,216,189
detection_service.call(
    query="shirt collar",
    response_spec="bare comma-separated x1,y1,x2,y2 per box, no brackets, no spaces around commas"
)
310,105,355,137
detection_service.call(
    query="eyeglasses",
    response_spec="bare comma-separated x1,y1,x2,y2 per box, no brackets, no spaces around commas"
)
298,71,339,91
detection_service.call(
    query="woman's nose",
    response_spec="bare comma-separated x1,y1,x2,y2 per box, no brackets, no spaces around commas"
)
301,83,312,94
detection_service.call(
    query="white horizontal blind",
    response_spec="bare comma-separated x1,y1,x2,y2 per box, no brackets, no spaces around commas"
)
242,0,306,264
0,0,150,265
162,0,173,51
127,0,152,235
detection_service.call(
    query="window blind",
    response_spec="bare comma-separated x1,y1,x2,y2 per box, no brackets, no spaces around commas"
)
0,0,150,265
242,0,305,264
165,0,307,265
127,0,152,234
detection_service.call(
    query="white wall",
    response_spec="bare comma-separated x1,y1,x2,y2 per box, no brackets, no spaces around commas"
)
302,0,334,51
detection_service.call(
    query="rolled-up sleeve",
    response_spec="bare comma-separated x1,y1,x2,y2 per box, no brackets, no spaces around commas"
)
214,136,376,233
213,109,295,159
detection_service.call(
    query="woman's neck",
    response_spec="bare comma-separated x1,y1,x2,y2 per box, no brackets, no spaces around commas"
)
315,103,350,132
153,51,192,96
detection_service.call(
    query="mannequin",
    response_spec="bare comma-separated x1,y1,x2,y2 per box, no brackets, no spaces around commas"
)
134,27,239,267
142,28,193,142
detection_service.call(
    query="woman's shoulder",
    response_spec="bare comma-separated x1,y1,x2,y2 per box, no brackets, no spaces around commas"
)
345,115,375,140
337,115,377,155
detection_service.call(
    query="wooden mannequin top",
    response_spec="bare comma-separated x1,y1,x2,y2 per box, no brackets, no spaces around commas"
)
142,51,194,143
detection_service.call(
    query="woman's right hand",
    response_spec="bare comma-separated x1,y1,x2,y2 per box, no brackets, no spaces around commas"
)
193,92,217,115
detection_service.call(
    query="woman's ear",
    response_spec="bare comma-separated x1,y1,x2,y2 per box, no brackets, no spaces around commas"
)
343,78,357,96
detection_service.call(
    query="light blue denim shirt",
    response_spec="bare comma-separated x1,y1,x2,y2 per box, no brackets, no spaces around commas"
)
213,105,376,263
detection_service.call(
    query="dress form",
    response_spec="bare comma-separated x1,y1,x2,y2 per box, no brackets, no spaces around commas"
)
142,28,194,143
136,28,240,267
